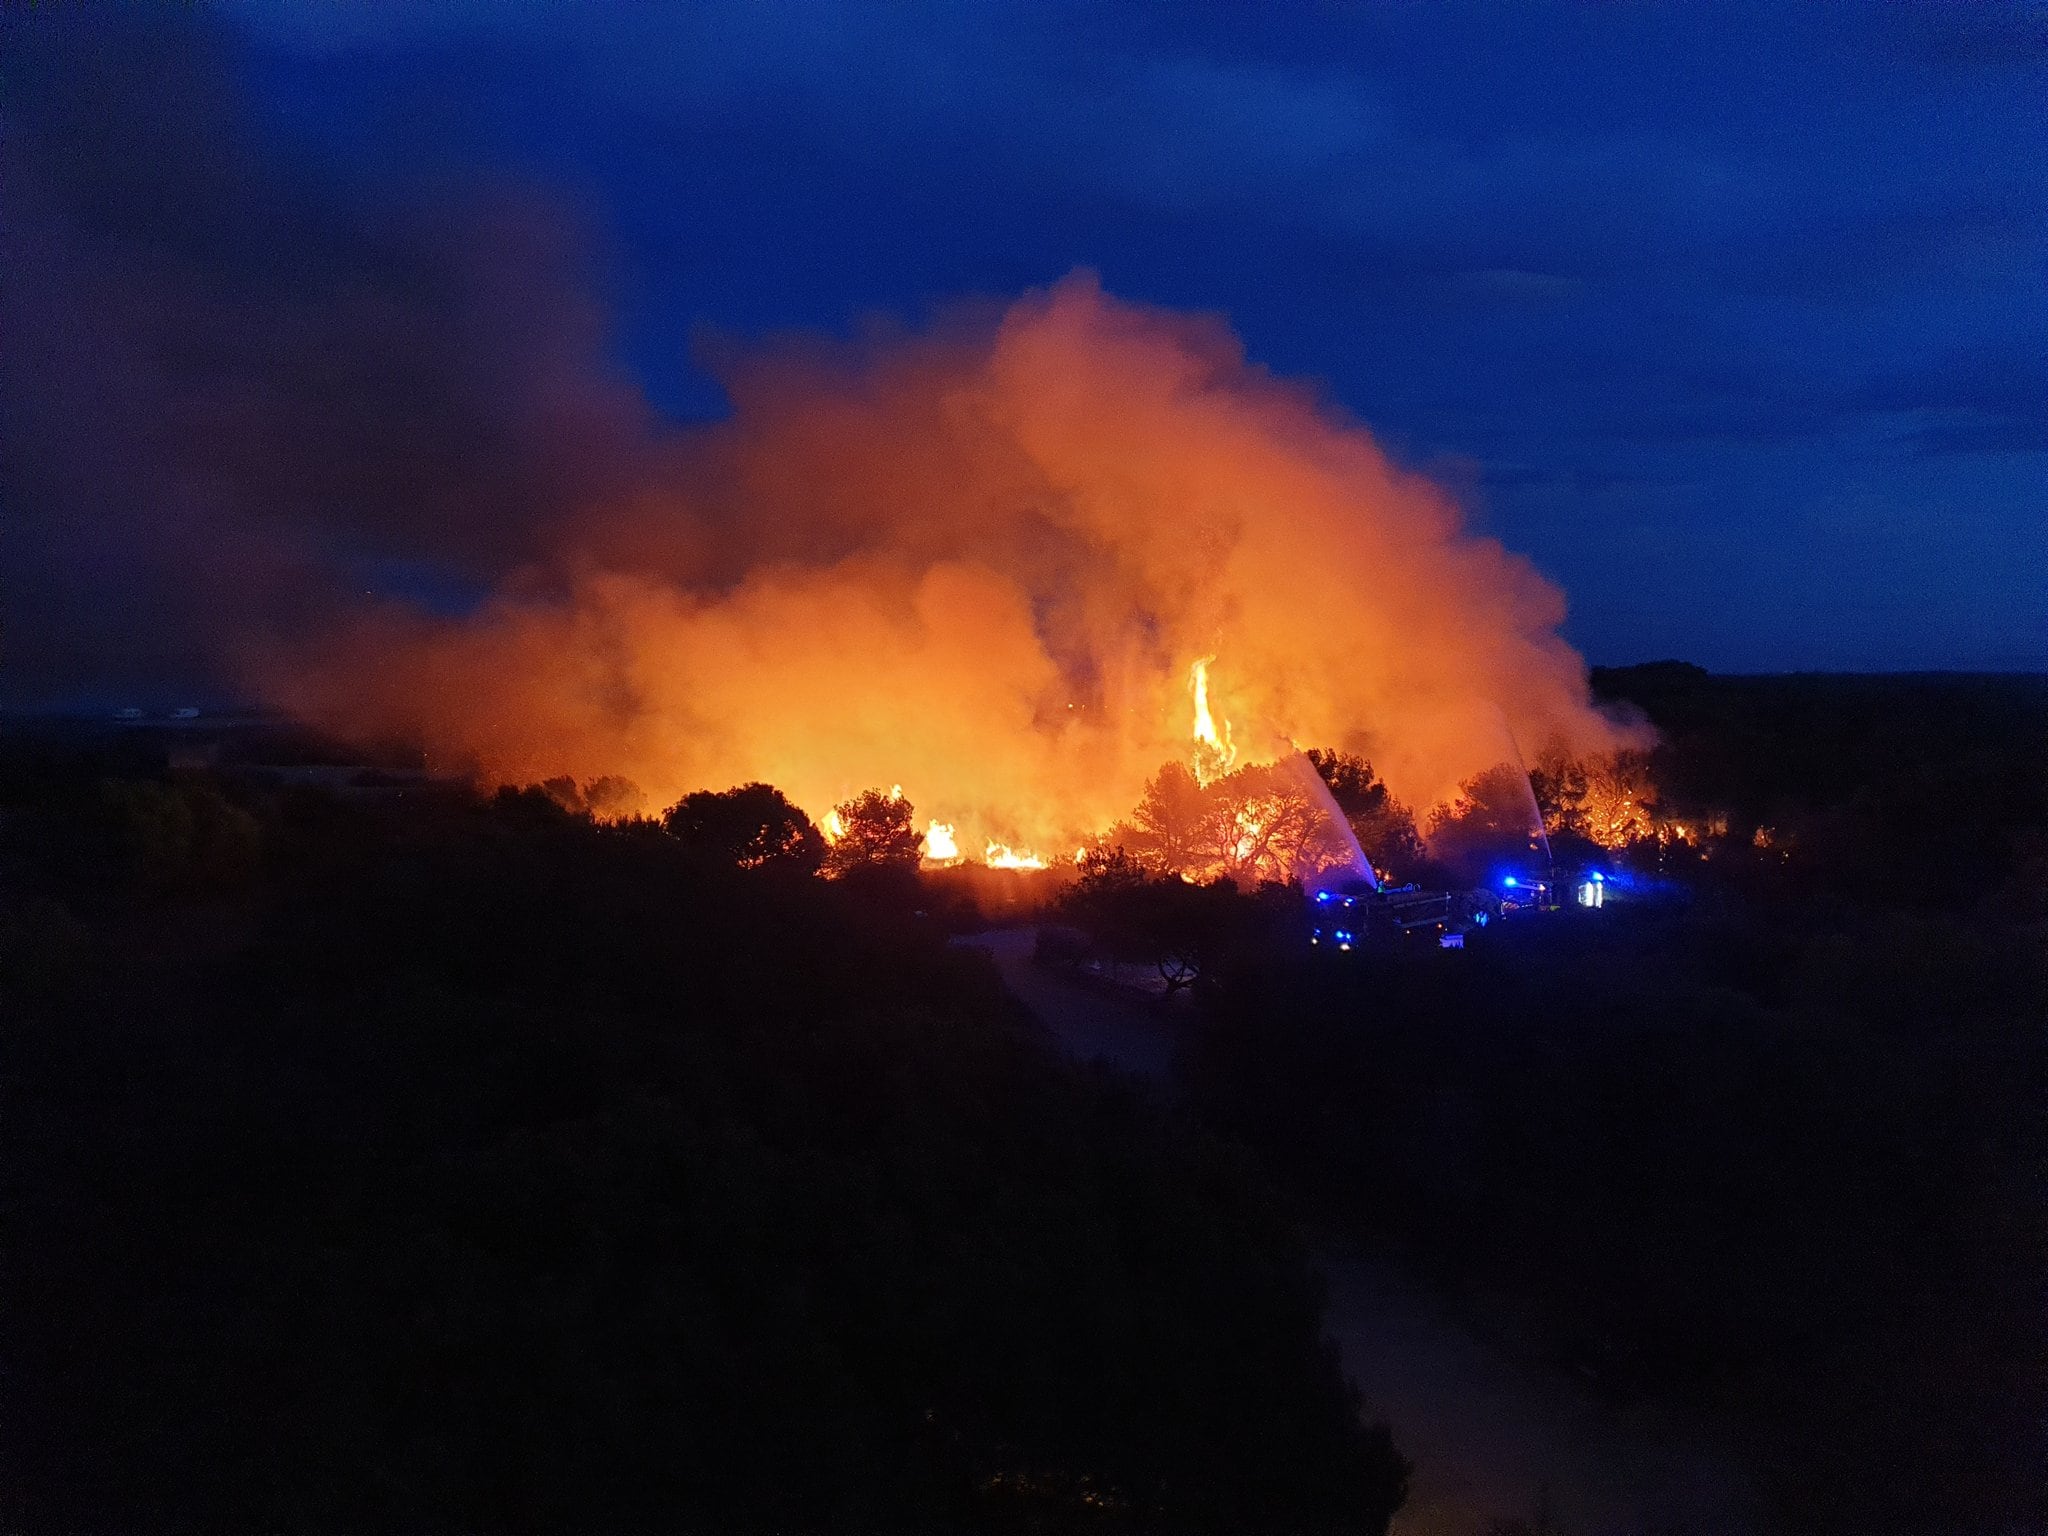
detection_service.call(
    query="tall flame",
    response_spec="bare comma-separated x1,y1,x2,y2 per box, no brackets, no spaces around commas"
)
1188,655,1237,786
924,820,960,862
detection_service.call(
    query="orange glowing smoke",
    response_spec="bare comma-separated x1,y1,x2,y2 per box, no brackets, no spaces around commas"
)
262,274,1637,849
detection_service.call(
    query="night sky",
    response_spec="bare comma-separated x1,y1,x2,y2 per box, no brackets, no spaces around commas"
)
11,4,2047,681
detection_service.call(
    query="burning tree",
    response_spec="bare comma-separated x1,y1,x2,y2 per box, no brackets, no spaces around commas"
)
1110,660,1370,888
1578,749,1661,848
1204,761,1346,886
1531,744,1660,850
821,786,924,878
1109,756,1357,887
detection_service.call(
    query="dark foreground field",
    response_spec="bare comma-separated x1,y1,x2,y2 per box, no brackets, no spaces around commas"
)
2,671,2041,1535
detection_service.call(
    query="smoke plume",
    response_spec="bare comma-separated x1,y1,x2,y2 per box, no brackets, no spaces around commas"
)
9,14,1635,850
265,275,1632,849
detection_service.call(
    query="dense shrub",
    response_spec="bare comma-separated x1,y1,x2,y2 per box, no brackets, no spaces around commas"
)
1182,907,2045,1534
2,792,1405,1534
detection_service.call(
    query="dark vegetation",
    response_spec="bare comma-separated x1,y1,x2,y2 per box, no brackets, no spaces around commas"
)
4,668,2042,1536
1588,663,2048,907
0,746,1404,1533
663,781,826,873
1185,907,2041,1534
1053,848,1295,995
1173,670,2047,1535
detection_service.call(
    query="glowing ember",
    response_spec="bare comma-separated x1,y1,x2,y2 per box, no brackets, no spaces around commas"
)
924,820,960,862
984,840,1048,870
1230,805,1268,864
1570,751,1660,849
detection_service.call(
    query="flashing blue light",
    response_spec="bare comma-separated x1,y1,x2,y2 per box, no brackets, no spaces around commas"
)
1591,871,1605,883
1315,890,1334,903
1503,876,1518,888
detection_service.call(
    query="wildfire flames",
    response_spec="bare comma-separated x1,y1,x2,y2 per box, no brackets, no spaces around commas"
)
265,275,1637,860
984,842,1049,871
1188,656,1237,786
922,815,1045,871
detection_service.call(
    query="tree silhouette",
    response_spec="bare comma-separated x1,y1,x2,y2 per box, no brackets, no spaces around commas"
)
1126,761,1211,874
821,787,923,878
1427,762,1545,881
1528,744,1589,837
663,782,825,874
1057,854,1248,993
1307,749,1426,880
531,775,645,819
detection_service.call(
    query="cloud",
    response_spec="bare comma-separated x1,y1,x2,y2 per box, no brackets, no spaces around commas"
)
1855,349,2048,456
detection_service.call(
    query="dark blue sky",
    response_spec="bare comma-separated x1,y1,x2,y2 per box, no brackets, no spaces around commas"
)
35,3,2048,676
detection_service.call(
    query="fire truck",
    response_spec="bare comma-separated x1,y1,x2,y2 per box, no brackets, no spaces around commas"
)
1309,866,1610,951
1308,882,1500,950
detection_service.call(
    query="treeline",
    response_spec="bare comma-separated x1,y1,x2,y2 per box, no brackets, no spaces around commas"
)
0,760,1407,1534
1586,663,2048,908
